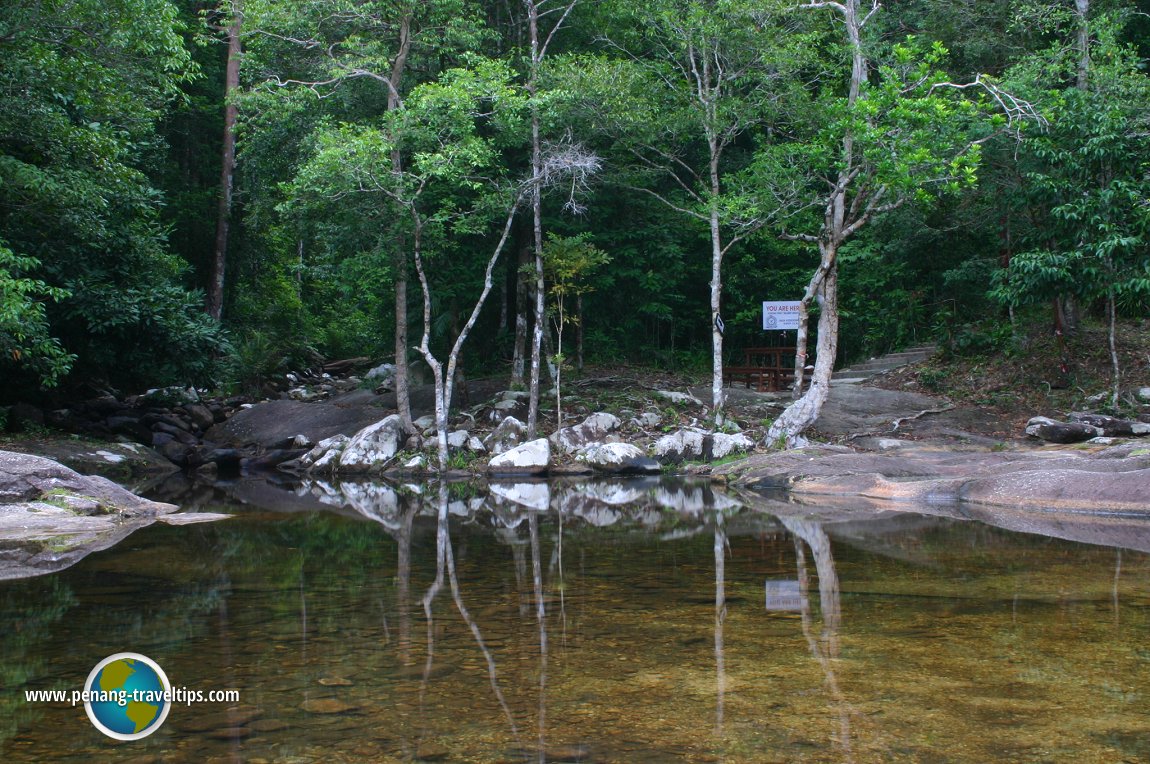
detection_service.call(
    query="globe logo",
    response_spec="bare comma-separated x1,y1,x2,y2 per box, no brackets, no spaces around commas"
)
83,653,172,740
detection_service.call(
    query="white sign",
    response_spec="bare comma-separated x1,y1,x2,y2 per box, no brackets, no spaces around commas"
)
762,301,801,331
764,580,803,611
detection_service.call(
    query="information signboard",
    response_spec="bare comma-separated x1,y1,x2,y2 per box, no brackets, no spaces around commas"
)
762,301,801,331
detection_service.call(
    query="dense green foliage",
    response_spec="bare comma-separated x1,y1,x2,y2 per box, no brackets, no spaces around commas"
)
0,0,1147,403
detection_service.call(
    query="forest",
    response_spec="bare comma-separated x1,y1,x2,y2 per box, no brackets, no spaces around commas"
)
2,0,1148,440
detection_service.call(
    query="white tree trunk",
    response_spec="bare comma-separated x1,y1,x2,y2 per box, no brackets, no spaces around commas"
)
768,257,839,447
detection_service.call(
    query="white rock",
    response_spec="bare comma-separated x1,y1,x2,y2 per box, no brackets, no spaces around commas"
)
711,432,754,459
365,363,397,382
338,415,404,472
488,438,550,475
291,434,312,448
484,416,527,456
550,412,621,454
447,430,469,449
1138,387,1150,403
577,442,661,474
403,454,426,470
656,390,702,406
1133,423,1150,436
653,428,707,462
467,436,486,453
633,412,662,428
413,415,436,430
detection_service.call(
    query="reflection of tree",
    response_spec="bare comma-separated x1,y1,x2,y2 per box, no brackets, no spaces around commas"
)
713,512,728,735
423,483,522,744
782,517,853,762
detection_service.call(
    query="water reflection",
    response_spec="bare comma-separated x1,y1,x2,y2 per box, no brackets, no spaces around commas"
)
2,476,1149,763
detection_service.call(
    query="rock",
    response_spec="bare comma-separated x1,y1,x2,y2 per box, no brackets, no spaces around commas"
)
446,430,469,450
632,412,662,429
577,443,661,474
488,438,551,476
0,451,178,579
338,415,404,473
141,386,199,406
300,698,359,715
204,399,388,450
1,441,177,482
484,416,527,456
8,402,45,430
365,363,397,389
156,512,232,525
403,454,427,470
490,481,551,511
1139,387,1150,403
1068,412,1139,437
466,436,486,453
550,413,621,454
488,398,527,423
656,390,703,406
1025,419,1103,444
182,403,216,432
413,415,436,430
711,432,754,459
653,428,708,463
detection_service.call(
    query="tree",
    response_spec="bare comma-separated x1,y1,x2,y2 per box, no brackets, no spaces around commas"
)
542,233,609,426
206,0,243,322
0,0,227,394
991,7,1150,410
288,63,529,470
242,0,487,431
582,0,804,425
522,0,581,439
764,2,1036,446
0,243,73,387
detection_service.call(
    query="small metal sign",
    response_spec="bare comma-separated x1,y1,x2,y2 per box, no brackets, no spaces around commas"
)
714,314,725,335
762,301,801,331
764,580,803,611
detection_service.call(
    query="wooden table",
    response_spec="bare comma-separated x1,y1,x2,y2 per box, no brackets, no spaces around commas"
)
722,347,808,392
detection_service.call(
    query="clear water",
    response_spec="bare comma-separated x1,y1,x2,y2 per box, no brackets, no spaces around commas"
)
2,477,1148,763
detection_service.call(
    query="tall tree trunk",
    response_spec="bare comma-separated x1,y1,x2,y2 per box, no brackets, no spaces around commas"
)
512,233,531,386
575,293,584,373
709,143,725,425
389,15,414,431
1075,0,1091,91
769,255,839,445
207,0,242,321
526,2,545,438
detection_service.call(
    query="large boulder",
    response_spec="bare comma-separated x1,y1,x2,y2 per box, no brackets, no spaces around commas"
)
1025,416,1103,444
653,428,708,463
338,415,404,473
484,417,527,456
577,443,661,474
711,432,754,460
0,451,180,579
1068,412,1150,437
205,399,388,449
488,438,551,476
550,413,620,455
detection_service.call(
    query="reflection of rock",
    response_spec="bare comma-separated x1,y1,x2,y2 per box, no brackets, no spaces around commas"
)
571,504,622,527
656,484,742,513
577,443,660,474
490,482,551,511
0,451,179,579
550,412,621,454
576,482,648,506
488,438,550,476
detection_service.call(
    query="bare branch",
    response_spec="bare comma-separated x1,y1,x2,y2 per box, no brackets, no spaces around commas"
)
929,74,1048,136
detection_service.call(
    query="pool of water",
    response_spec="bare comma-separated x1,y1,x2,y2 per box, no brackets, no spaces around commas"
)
2,476,1149,763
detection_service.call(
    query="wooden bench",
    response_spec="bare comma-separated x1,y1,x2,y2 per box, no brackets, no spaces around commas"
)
723,347,809,392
